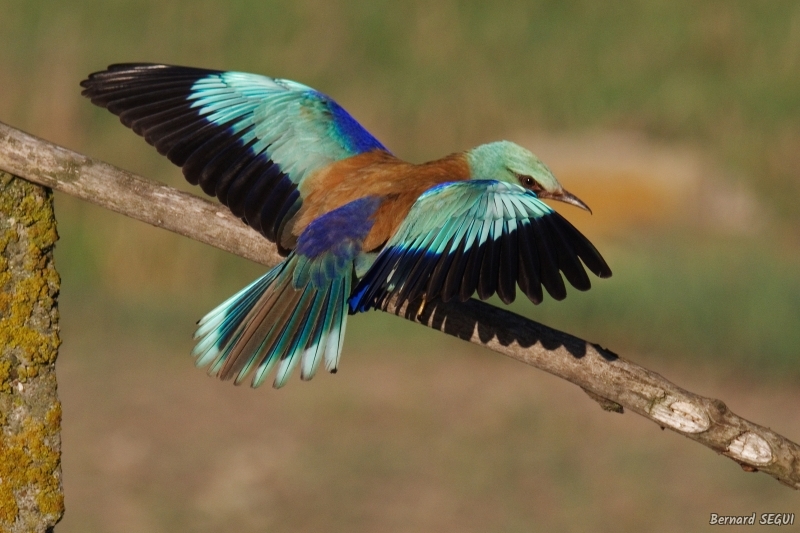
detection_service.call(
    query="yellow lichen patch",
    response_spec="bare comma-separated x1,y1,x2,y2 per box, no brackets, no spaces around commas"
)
0,361,10,395
0,406,64,525
0,175,60,384
0,274,60,370
0,173,63,531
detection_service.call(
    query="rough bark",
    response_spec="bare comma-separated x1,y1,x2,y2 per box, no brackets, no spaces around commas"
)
0,120,798,491
0,172,63,532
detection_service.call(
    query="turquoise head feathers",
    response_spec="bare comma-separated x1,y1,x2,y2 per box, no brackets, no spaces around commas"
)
466,141,592,212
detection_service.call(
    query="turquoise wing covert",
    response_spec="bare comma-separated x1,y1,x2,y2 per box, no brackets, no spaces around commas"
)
81,63,388,251
350,180,612,312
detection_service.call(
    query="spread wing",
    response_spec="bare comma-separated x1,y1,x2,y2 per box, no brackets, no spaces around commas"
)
81,63,388,251
350,180,611,312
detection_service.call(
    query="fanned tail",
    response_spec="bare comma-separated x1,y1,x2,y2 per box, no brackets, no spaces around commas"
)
192,254,351,388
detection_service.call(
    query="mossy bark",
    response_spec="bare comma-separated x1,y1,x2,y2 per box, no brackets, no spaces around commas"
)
0,173,63,532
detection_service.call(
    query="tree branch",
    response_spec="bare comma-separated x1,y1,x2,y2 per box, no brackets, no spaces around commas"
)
1,120,798,490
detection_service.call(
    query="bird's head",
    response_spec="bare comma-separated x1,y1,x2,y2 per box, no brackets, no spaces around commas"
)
465,141,591,213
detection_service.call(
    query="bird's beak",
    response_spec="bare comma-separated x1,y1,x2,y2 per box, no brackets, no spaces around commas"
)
539,188,593,214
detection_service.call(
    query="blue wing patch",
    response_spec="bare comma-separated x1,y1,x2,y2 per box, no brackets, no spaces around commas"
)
350,180,611,312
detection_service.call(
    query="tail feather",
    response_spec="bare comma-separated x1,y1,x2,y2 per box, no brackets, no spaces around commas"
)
221,277,302,382
273,287,322,385
259,285,316,388
297,289,334,381
192,267,282,368
192,254,351,388
323,276,350,373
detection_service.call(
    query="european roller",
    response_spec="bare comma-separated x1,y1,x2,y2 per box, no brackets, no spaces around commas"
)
81,64,612,389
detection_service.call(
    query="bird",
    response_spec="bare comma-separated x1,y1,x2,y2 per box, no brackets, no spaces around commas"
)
81,63,612,389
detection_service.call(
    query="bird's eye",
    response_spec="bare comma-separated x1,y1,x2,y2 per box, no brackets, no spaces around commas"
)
517,174,542,192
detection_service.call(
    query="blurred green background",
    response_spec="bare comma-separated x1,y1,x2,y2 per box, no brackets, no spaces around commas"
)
2,0,799,531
